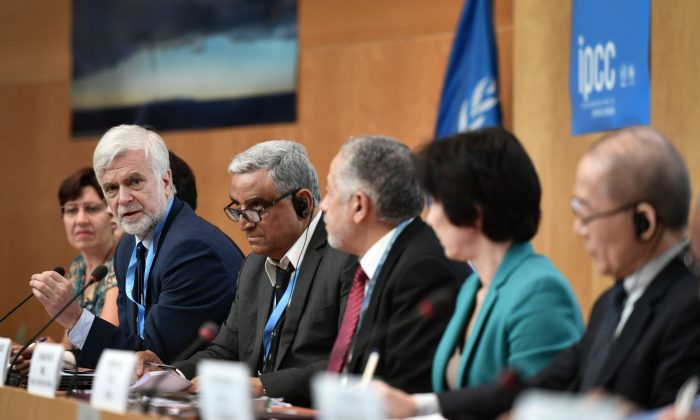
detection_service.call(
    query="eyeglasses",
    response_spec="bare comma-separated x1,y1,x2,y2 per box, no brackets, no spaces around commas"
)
61,202,107,218
223,191,294,223
570,197,636,226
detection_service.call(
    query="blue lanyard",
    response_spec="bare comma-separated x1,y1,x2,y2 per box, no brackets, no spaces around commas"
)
356,218,412,331
262,263,302,360
125,197,174,338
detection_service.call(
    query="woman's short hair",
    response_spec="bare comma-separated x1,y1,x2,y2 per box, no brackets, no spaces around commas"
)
58,167,104,206
416,127,541,243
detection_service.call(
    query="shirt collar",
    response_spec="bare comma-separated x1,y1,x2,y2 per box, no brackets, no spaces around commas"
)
264,211,322,286
622,239,688,296
136,230,155,251
359,224,400,280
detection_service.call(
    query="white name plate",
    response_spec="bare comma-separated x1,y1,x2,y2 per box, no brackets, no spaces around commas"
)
199,360,253,420
91,349,136,413
512,390,626,420
0,337,11,385
27,342,64,397
312,373,386,420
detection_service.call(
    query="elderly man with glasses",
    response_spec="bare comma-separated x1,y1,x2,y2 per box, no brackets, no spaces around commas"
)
135,140,355,406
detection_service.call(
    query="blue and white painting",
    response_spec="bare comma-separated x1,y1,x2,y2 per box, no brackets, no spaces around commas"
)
72,0,297,136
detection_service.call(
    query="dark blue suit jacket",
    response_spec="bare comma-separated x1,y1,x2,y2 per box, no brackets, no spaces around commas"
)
78,198,243,367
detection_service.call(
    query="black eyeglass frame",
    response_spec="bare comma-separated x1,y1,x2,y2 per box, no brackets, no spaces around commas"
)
223,190,295,223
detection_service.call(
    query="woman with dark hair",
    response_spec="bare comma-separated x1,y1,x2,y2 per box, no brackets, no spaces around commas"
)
57,167,119,349
416,127,583,394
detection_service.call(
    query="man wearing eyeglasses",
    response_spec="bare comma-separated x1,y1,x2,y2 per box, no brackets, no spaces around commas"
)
134,140,355,406
379,126,700,419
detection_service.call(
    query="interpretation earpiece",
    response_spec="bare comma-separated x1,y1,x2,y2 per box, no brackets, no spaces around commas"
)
292,192,309,219
633,209,650,238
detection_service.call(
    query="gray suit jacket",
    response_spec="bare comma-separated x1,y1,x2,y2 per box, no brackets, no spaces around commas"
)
175,220,355,405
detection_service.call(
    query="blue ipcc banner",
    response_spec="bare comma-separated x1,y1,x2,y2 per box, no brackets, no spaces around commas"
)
570,0,650,136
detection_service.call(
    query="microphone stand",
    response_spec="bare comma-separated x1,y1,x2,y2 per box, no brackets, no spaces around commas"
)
0,267,65,326
6,266,106,386
137,322,219,414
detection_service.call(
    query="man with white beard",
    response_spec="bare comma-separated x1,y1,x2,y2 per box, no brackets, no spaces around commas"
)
30,125,243,367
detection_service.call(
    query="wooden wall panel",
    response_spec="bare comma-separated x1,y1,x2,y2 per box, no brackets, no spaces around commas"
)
0,0,70,84
300,0,463,47
650,0,700,188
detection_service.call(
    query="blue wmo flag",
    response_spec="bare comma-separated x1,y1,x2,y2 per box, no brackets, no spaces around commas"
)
435,0,501,138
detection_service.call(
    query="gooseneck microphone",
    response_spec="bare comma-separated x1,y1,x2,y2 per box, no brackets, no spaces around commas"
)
350,289,455,377
172,321,220,363
137,321,220,412
0,266,65,326
5,265,108,385
367,288,455,352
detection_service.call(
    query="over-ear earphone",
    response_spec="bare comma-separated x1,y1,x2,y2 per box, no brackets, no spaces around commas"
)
291,190,310,219
633,209,650,238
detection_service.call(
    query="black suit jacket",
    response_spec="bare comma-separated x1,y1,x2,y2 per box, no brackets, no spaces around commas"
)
438,253,700,419
175,220,355,406
344,218,466,393
78,198,243,367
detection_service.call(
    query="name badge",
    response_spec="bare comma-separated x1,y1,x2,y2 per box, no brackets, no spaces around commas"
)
312,373,385,420
27,343,64,397
198,360,253,420
0,337,12,385
91,349,136,413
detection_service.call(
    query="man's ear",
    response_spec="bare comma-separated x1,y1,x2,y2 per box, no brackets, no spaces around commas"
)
352,192,372,224
163,169,173,193
634,202,657,243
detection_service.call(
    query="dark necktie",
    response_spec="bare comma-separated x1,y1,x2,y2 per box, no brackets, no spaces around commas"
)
260,265,294,373
274,265,294,305
580,280,627,391
133,242,147,306
327,266,369,373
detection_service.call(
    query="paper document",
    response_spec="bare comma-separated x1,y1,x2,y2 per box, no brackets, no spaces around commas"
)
129,370,191,393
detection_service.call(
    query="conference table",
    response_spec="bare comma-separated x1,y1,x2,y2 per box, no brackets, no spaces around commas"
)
0,386,317,419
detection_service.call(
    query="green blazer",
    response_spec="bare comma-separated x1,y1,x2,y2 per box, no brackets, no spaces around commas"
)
432,242,583,392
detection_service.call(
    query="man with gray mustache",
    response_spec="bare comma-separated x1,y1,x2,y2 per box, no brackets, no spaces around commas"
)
30,125,243,367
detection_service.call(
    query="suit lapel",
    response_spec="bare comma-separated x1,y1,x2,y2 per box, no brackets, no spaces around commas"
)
250,260,273,370
145,198,183,307
432,274,479,391
349,218,421,370
596,257,684,386
273,224,328,369
457,242,533,386
116,238,139,334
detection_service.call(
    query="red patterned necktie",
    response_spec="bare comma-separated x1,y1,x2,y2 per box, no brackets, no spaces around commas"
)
327,265,369,373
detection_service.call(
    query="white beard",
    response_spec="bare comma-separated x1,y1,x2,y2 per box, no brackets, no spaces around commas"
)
117,187,168,238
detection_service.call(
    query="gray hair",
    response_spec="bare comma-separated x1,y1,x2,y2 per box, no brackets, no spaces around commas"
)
228,140,321,203
93,125,174,193
337,135,423,225
590,126,690,230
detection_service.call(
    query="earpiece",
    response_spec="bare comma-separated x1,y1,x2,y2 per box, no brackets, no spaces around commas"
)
292,191,309,219
633,209,650,238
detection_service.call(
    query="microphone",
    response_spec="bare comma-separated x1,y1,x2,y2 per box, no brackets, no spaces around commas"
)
350,289,455,375
136,321,220,412
368,288,455,350
171,321,219,363
5,265,108,385
0,266,65,325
